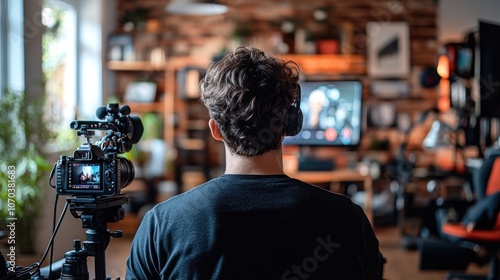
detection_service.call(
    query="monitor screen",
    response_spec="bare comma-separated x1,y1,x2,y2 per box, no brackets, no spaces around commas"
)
283,80,363,146
479,20,500,118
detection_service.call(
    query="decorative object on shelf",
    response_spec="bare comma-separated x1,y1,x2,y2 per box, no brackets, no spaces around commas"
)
370,80,410,98
124,82,157,102
107,34,134,61
166,0,228,15
315,21,340,54
301,30,317,54
366,21,410,78
121,7,151,32
311,6,340,55
366,103,397,128
149,47,166,68
177,66,206,99
281,19,296,54
317,38,339,55
397,113,413,133
134,33,160,61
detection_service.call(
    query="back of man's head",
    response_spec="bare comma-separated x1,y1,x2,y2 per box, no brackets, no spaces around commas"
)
200,47,300,156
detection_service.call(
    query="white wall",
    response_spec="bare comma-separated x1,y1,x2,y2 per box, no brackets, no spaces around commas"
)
438,0,500,43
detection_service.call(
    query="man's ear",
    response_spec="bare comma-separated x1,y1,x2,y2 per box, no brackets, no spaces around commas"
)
208,119,223,141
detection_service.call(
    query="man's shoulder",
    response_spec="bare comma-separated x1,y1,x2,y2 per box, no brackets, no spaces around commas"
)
150,177,222,212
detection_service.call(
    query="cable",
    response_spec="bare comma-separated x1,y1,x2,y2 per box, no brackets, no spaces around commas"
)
48,162,58,188
48,194,60,280
33,199,69,277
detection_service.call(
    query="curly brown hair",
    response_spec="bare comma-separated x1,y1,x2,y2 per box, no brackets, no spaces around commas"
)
200,47,300,156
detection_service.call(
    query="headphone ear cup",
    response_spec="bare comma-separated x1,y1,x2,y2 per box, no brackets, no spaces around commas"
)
285,107,303,136
294,109,303,135
285,86,303,137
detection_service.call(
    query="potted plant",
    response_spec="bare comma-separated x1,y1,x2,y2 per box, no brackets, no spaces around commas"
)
0,90,53,254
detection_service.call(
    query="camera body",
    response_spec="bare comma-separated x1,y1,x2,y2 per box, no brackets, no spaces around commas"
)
53,103,143,198
55,143,133,197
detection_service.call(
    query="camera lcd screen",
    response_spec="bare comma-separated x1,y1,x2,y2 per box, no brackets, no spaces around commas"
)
68,163,102,190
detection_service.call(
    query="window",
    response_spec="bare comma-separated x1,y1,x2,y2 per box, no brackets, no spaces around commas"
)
42,0,77,150
0,0,24,96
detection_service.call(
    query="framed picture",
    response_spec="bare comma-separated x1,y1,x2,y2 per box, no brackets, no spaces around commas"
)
366,22,410,78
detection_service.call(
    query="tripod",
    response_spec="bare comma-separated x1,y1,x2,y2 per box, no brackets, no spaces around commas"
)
61,195,128,280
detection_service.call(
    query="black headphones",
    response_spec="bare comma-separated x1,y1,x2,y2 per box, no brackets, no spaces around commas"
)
284,86,303,136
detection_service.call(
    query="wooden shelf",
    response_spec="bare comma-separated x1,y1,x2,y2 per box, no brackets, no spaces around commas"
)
179,138,206,150
279,54,366,75
107,60,166,71
188,120,207,130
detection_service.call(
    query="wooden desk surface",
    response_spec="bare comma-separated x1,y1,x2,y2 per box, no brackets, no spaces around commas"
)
285,168,373,226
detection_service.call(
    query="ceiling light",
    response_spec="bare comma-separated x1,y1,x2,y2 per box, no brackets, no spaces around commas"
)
166,0,228,15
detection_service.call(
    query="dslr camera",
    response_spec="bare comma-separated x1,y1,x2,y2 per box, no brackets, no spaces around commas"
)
54,103,143,197
0,104,143,280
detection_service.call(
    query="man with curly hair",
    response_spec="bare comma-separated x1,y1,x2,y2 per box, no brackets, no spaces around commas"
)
126,47,383,280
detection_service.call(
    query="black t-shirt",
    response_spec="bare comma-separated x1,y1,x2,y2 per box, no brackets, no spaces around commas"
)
126,174,383,280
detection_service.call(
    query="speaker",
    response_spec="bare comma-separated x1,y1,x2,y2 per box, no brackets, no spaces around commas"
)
284,87,303,136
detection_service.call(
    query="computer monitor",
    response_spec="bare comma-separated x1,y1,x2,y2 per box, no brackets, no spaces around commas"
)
478,20,500,118
283,80,363,147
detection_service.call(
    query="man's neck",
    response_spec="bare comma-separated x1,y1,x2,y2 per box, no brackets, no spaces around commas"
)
224,147,285,175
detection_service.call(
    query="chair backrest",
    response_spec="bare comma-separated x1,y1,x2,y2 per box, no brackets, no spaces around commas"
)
486,158,500,196
473,148,500,228
473,148,500,199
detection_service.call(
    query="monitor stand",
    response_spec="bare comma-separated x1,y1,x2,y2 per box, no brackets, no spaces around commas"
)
297,146,335,171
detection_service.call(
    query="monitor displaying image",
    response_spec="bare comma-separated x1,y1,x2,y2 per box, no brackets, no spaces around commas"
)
283,80,363,147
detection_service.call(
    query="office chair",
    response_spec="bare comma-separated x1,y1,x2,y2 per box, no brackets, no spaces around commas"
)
441,147,500,280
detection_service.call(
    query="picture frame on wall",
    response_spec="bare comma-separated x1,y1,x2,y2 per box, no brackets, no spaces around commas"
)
366,22,410,78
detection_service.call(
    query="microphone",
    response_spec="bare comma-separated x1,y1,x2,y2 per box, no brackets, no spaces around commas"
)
119,105,131,116
96,106,108,120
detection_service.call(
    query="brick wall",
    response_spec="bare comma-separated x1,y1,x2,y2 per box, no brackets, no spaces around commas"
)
114,0,440,156
115,0,438,65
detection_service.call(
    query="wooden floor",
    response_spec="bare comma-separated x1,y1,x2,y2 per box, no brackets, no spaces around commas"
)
93,215,489,280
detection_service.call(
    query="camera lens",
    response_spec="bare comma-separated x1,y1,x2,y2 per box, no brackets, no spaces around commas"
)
117,157,135,189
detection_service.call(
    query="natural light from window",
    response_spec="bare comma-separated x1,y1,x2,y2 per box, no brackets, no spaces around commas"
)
42,0,77,151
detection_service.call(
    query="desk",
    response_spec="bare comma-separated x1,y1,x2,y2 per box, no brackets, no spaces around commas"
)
285,169,373,225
